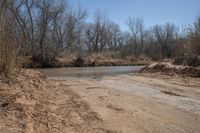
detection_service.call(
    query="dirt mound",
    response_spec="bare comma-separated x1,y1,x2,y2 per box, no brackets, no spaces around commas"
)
0,70,115,133
140,63,200,78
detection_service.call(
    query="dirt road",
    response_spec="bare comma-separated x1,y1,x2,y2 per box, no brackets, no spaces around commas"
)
52,73,200,133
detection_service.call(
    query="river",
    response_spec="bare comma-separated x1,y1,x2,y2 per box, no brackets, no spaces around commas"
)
37,66,144,80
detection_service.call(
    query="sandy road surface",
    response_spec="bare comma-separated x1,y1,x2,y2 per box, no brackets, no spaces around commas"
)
51,73,200,133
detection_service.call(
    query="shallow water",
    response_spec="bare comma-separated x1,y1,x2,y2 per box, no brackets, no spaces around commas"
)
37,66,144,80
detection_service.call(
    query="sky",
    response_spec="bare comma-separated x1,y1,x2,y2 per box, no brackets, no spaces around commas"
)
68,0,200,31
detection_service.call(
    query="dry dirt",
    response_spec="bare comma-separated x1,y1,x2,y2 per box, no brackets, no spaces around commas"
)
0,70,115,133
1,70,200,133
52,73,200,133
140,62,200,78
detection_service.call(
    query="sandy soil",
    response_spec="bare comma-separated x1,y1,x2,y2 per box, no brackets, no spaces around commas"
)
53,73,200,133
0,70,114,133
1,69,200,133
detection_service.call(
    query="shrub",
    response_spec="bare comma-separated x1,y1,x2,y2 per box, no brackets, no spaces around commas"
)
0,1,23,78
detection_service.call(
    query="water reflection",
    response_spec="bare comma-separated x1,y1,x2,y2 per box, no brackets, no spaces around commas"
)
37,66,144,80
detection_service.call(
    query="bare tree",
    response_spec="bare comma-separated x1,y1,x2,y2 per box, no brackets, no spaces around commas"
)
107,22,123,52
0,0,24,77
1,0,199,71
153,23,178,60
65,7,87,52
188,14,200,56
85,10,108,53
126,17,145,58
143,28,155,58
28,0,67,65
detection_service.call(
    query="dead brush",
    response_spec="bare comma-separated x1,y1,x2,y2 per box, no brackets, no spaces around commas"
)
0,2,23,81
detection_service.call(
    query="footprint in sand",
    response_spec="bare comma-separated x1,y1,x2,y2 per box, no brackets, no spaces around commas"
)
106,103,125,113
86,87,104,90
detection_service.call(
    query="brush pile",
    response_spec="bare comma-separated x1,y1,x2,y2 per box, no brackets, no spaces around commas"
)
140,63,200,78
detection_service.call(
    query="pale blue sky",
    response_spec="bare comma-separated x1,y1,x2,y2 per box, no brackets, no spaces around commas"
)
68,0,200,31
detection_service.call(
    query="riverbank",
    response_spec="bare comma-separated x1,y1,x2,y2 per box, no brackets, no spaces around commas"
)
23,54,151,68
1,68,200,132
0,70,114,132
51,73,200,133
59,55,150,67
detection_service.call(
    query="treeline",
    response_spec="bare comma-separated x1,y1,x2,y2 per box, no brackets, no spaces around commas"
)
84,14,199,60
0,0,200,76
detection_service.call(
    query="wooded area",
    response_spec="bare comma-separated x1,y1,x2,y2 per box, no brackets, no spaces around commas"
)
0,0,200,77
